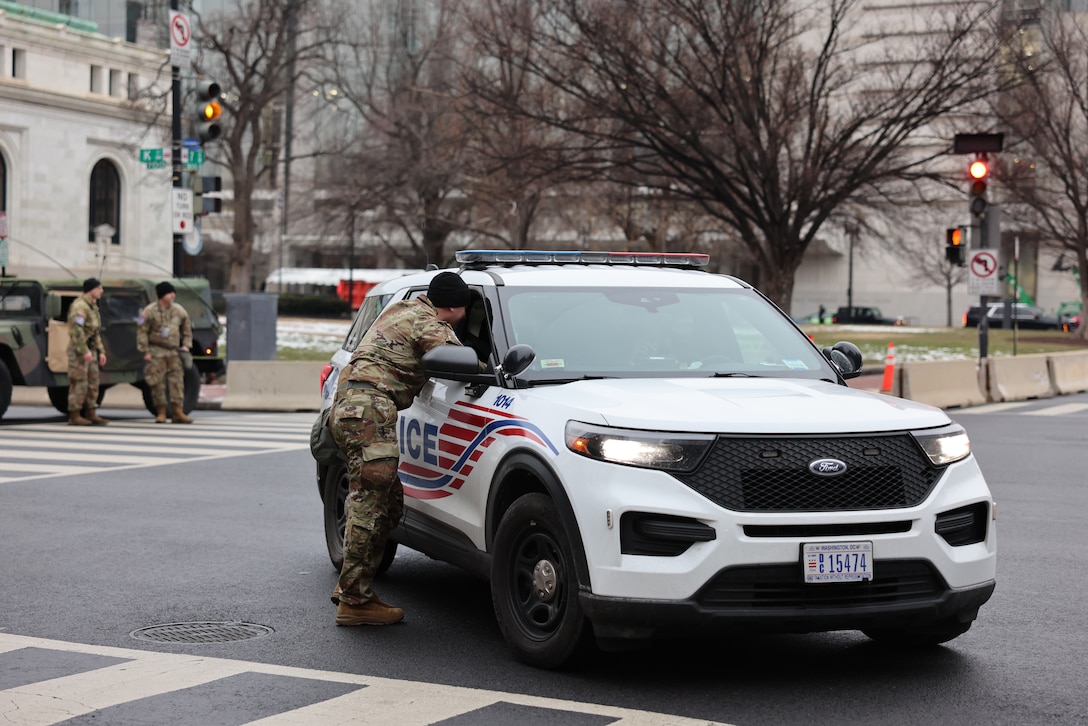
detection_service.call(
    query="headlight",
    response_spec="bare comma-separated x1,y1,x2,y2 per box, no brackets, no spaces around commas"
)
565,422,713,472
913,425,971,466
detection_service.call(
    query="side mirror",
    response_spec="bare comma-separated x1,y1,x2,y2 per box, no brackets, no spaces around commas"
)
501,344,535,377
822,341,863,379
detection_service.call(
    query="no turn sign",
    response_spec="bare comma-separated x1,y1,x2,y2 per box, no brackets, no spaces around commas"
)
968,249,1000,295
169,11,191,68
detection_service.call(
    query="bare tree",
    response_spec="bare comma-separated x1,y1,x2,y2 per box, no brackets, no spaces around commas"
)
193,0,338,292
479,0,1002,310
991,8,1088,340
316,0,470,268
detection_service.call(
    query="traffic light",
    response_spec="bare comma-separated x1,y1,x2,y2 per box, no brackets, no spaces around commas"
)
195,80,223,144
945,227,966,265
968,157,988,218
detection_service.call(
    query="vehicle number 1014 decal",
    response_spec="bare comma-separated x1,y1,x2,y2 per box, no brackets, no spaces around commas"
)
803,541,874,583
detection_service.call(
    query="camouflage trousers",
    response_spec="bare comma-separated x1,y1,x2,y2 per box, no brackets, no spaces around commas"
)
67,353,100,413
330,391,402,606
144,350,184,408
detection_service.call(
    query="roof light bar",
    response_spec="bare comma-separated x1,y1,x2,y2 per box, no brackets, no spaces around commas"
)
455,250,710,268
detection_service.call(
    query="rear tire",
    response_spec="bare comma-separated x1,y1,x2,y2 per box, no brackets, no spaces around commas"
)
0,360,12,419
321,458,397,576
47,386,67,414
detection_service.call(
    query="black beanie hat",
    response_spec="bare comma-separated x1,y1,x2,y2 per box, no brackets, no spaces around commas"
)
427,272,470,308
82,277,102,293
156,281,176,299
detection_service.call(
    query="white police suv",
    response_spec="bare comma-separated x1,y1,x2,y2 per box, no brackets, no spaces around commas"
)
312,250,996,668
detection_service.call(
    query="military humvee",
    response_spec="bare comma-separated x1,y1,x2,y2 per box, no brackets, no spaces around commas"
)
0,276,223,419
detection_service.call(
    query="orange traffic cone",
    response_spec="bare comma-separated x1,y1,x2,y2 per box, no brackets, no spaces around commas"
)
880,342,896,394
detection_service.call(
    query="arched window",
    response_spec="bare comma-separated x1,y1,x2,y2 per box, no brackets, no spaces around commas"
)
88,159,120,244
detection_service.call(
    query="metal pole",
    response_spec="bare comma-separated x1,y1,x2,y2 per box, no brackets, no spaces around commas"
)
847,223,856,315
171,0,183,276
279,0,298,289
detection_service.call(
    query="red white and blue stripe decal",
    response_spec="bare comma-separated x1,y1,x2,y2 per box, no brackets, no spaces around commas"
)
398,401,558,500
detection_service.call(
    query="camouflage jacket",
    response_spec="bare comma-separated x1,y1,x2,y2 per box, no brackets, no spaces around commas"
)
337,295,463,411
67,293,103,357
136,301,193,356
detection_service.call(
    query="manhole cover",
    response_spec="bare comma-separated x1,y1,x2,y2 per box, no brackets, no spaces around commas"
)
130,621,274,644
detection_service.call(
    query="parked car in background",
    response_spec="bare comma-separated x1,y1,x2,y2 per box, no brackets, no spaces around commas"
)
988,303,1062,330
963,302,1063,330
832,306,901,325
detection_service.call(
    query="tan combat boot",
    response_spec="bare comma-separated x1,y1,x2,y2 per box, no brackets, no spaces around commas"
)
86,409,109,426
335,595,405,626
155,406,167,424
171,404,193,424
68,411,92,426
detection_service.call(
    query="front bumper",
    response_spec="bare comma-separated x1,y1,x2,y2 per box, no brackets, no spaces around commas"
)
580,564,995,641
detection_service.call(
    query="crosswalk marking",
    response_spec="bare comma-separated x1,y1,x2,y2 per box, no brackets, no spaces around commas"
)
0,633,730,726
953,401,1033,414
1022,402,1088,416
0,413,315,485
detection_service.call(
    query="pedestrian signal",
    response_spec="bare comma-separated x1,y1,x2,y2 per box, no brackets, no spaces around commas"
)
945,227,966,265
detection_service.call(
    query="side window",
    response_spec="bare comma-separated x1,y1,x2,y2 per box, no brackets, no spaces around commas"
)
342,293,395,352
88,159,121,244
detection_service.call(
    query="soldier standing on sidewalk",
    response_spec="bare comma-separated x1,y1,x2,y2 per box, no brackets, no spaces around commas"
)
136,281,194,424
66,278,109,426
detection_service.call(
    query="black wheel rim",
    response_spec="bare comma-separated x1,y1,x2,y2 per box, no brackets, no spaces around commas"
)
506,527,567,641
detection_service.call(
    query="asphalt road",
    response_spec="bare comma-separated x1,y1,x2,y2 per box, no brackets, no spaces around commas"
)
1,396,1087,725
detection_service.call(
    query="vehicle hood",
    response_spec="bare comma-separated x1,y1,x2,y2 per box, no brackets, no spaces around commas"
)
529,378,949,434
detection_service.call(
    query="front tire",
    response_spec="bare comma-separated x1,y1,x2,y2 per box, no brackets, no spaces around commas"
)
491,493,589,668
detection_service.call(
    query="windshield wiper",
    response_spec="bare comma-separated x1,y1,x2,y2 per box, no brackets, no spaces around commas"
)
710,372,758,378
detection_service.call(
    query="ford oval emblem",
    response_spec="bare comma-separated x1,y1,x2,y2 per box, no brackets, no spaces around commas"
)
809,458,848,477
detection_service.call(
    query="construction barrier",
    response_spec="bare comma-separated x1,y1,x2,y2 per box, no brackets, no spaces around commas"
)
899,359,987,409
986,353,1054,402
220,361,324,412
1047,350,1088,395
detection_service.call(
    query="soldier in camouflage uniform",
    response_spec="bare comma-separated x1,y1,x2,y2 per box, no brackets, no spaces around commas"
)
331,271,472,626
136,281,194,424
66,278,109,426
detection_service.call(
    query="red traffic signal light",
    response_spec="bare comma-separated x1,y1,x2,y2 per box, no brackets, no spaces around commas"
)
946,228,963,246
968,157,988,217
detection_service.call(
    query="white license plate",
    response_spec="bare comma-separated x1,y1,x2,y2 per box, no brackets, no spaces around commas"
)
803,541,874,583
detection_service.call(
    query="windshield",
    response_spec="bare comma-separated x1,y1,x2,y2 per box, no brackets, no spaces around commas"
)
500,285,833,382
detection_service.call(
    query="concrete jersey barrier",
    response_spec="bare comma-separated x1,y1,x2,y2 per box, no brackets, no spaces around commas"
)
1047,350,1088,395
986,354,1054,402
220,361,323,412
899,359,987,409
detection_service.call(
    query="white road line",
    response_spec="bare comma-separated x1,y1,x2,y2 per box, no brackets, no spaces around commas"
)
954,402,1033,414
0,449,183,466
1022,402,1088,416
0,633,731,726
3,428,307,443
0,431,298,448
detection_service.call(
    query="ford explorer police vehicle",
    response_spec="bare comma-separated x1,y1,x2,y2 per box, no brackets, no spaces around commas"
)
311,250,996,668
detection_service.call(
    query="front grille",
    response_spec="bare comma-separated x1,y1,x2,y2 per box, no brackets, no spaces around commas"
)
696,560,943,610
676,434,940,512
